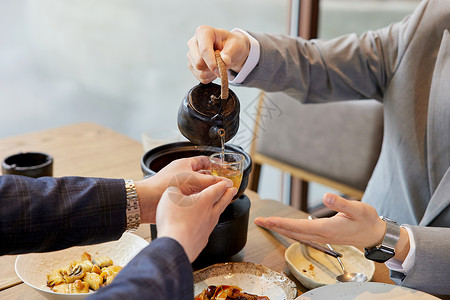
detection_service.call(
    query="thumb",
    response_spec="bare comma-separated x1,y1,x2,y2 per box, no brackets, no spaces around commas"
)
220,52,232,68
196,181,237,217
197,180,232,207
220,38,242,69
322,193,360,219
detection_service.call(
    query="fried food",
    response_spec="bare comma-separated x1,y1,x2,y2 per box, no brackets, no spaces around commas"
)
46,252,122,294
101,265,123,285
92,256,113,268
62,264,85,283
51,280,89,294
83,272,103,290
195,285,270,300
46,269,64,287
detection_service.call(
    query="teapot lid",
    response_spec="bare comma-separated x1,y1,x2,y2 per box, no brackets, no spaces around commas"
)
188,83,236,117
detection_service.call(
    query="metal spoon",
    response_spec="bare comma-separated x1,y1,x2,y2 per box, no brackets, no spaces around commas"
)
325,243,368,283
308,216,368,283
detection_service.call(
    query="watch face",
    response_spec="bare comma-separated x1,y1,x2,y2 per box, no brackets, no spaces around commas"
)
364,246,395,263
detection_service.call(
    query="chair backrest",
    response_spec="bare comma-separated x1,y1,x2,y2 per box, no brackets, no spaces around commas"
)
249,91,383,200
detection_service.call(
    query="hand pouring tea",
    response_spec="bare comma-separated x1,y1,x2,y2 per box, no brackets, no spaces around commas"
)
177,51,240,146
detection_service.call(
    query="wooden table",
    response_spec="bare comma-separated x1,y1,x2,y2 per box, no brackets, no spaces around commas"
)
0,122,393,299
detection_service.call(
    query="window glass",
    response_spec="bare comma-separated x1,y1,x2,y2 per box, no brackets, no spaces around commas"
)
319,0,419,38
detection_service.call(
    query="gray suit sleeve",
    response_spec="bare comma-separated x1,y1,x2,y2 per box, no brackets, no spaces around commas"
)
238,1,427,104
390,225,450,295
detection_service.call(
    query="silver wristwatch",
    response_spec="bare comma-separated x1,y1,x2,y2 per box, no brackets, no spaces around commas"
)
364,216,400,263
125,179,140,232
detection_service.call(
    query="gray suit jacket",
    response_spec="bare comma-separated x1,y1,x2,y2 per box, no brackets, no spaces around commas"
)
239,0,450,295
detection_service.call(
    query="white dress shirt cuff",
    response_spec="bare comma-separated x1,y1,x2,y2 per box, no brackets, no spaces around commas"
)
384,226,416,274
228,28,260,84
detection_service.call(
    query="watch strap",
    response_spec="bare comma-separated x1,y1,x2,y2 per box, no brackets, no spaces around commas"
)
364,216,400,263
125,179,141,232
380,216,400,251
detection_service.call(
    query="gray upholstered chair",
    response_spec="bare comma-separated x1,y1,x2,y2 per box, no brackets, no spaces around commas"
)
249,91,383,213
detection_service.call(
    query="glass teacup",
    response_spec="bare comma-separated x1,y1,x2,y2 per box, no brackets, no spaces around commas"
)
209,152,245,190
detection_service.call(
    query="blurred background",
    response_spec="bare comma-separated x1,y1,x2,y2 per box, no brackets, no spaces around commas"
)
0,0,418,203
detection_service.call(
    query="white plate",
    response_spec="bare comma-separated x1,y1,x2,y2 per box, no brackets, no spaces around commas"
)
295,282,440,300
194,262,297,300
285,243,375,289
15,232,149,300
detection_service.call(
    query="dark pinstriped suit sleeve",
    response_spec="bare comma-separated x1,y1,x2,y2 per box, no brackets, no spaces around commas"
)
90,237,194,300
0,175,127,255
0,175,195,299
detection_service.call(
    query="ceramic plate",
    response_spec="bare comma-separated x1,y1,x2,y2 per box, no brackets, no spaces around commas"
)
285,242,375,289
194,262,297,299
295,282,440,299
15,232,149,300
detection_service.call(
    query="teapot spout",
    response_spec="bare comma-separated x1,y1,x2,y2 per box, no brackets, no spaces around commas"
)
209,126,226,140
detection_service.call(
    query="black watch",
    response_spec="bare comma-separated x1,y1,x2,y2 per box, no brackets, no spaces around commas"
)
364,216,400,263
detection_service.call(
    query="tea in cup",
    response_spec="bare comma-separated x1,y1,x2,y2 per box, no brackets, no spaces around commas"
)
209,152,244,190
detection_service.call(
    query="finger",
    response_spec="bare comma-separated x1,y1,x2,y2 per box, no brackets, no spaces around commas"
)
178,171,232,196
212,187,237,215
269,225,326,244
195,25,219,74
196,180,231,207
254,217,325,242
197,169,212,175
322,193,361,219
220,52,232,67
187,48,214,76
254,216,307,236
191,172,223,187
187,36,217,83
184,155,211,172
198,171,233,187
187,60,217,84
254,216,328,238
220,39,240,69
187,36,206,69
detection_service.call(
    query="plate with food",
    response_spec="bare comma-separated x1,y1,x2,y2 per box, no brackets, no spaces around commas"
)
194,262,298,300
285,242,375,289
15,232,148,299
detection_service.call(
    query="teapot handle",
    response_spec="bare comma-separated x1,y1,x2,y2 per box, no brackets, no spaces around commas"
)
215,50,229,100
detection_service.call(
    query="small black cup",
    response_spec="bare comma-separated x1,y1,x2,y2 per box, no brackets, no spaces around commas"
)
1,152,53,178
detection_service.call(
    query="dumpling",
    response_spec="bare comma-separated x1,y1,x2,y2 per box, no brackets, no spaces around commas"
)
101,265,123,286
92,256,113,268
83,272,104,290
52,283,70,294
47,269,64,287
70,280,89,293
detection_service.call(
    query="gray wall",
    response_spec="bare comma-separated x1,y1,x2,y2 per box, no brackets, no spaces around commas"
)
0,0,288,141
0,0,419,203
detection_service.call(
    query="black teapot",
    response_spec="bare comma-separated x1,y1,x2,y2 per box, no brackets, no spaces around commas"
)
177,51,240,146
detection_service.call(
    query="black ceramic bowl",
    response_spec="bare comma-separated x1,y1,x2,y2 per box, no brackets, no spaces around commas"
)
1,152,53,178
140,142,252,266
140,141,252,200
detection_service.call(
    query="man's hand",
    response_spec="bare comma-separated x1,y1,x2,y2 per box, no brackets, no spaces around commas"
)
156,180,236,262
255,193,411,261
135,156,227,223
187,25,250,83
255,193,387,248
